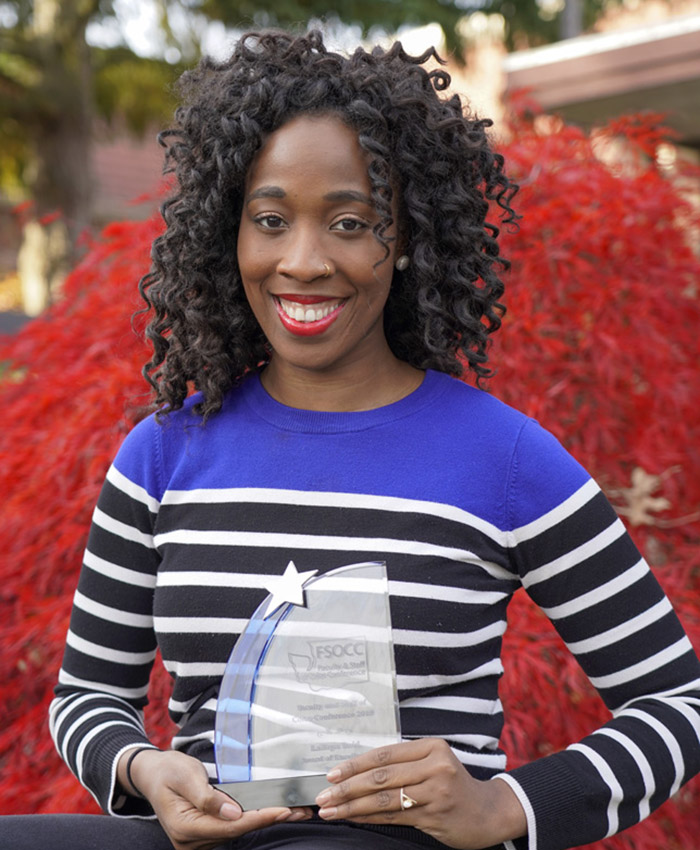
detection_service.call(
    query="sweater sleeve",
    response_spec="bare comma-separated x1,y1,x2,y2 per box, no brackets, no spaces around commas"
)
497,419,700,850
49,414,163,817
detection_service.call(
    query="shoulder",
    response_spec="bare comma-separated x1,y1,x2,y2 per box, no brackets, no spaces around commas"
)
425,370,533,450
111,383,252,498
428,373,593,529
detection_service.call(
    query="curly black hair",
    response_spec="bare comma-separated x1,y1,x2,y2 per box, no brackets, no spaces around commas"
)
140,28,518,420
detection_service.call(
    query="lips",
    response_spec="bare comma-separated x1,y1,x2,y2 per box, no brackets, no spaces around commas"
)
274,295,346,337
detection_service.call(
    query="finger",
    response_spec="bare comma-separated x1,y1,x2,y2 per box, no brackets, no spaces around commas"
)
165,804,296,844
318,782,428,823
327,739,433,784
233,807,301,831
205,787,243,820
317,756,432,811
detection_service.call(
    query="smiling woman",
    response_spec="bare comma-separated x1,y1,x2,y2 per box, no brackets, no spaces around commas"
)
237,113,421,410
3,26,699,850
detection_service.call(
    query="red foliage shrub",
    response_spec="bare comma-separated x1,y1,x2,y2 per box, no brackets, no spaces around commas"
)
1,109,698,849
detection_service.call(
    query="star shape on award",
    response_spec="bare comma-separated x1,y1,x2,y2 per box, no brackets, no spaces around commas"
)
261,561,318,619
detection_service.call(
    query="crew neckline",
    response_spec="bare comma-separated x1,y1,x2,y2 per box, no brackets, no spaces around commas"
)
242,369,450,434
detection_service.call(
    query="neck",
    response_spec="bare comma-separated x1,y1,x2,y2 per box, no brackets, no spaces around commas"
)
260,357,424,412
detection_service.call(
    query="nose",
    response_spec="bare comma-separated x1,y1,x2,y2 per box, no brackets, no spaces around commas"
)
276,225,329,282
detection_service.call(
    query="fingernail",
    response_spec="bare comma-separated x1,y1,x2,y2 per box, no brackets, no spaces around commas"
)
274,810,293,823
288,811,306,821
319,806,338,820
316,790,331,805
220,802,241,820
326,768,341,782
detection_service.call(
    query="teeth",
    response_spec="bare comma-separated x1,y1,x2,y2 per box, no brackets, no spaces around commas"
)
278,298,341,323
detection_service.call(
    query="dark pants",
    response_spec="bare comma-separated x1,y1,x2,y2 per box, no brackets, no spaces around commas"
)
0,815,450,849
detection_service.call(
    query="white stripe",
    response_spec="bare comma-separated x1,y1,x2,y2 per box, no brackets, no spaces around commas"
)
75,721,136,782
169,697,217,718
590,637,693,689
394,621,506,648
509,478,599,544
566,597,672,655
50,692,96,740
155,571,509,606
452,749,507,769
74,590,153,628
171,731,216,748
616,676,700,710
57,669,150,700
569,743,622,836
155,617,248,634
389,580,508,605
443,733,500,751
401,695,502,715
492,774,536,850
107,464,161,512
157,571,286,589
398,660,503,691
523,519,626,588
168,695,216,716
50,692,142,740
66,630,157,666
542,559,647,620
84,548,157,589
670,699,700,741
157,571,385,595
274,621,390,642
153,529,513,581
161,486,506,544
93,506,154,548
595,728,654,820
60,706,142,764
622,708,685,796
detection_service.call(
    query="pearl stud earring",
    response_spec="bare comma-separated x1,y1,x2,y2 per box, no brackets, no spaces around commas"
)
395,255,410,271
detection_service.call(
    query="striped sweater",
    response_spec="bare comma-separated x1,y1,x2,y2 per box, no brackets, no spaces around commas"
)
50,370,700,850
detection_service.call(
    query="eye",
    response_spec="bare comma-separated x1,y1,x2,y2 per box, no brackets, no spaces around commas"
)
255,214,286,230
330,217,368,233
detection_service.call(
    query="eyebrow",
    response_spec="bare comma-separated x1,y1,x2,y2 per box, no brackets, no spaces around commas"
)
246,186,286,203
323,190,374,206
245,186,374,207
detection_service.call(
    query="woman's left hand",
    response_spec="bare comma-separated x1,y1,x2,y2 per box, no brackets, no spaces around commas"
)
315,738,527,850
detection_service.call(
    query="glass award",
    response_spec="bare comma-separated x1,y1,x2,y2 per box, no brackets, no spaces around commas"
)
214,560,400,809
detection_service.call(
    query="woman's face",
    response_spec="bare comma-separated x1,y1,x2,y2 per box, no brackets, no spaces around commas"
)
237,113,400,384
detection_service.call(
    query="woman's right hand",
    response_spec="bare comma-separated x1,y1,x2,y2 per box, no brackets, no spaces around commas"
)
119,748,310,850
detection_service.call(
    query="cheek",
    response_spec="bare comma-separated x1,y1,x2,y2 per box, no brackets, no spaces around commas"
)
236,222,263,280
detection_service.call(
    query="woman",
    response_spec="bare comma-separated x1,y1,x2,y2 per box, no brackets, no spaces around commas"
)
8,28,700,850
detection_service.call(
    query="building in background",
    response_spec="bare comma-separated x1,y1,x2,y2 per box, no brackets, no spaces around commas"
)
503,12,700,152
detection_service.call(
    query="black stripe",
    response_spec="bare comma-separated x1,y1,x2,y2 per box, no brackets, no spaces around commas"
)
513,491,617,576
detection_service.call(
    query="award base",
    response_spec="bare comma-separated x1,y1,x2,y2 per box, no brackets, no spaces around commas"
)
217,774,329,810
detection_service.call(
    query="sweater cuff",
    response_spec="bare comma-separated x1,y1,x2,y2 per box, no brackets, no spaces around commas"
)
81,725,157,817
491,774,535,850
108,743,160,818
502,751,603,850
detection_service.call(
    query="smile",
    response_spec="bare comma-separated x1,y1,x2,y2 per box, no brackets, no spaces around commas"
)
274,296,346,337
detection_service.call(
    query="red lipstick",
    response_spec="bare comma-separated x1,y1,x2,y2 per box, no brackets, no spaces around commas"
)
274,296,346,337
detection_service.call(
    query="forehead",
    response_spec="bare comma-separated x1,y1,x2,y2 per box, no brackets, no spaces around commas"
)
245,114,371,191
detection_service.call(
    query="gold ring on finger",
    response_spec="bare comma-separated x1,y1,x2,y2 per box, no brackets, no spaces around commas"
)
400,787,418,810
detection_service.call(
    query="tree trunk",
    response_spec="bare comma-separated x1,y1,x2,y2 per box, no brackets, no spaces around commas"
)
559,0,584,40
18,0,95,315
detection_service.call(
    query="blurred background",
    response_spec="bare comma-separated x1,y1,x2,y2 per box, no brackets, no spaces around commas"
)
1,3,700,848
1,0,698,322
